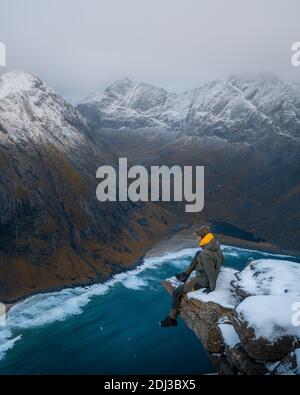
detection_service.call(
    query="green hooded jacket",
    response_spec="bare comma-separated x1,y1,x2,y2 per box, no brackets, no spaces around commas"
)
186,237,224,291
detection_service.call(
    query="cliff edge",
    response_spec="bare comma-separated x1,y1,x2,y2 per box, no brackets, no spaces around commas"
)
162,259,300,375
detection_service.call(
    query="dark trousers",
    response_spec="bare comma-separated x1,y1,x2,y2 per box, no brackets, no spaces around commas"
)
168,250,213,319
169,277,200,319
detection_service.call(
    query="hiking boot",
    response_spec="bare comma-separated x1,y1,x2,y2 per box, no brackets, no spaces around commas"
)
159,316,178,328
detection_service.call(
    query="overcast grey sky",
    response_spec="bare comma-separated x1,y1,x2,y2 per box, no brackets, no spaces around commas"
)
1,0,300,102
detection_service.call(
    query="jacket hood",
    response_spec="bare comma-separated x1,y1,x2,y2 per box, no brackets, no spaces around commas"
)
203,238,221,252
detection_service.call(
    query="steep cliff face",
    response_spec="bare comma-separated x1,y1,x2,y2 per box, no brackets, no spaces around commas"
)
163,260,300,375
0,71,174,303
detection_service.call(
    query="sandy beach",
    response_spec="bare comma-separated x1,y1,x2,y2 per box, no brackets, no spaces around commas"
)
146,223,282,259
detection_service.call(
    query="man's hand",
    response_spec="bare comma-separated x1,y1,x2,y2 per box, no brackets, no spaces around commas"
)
174,272,189,283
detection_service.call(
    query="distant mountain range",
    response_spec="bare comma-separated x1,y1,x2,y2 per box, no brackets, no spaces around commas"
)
78,75,300,143
0,70,299,302
77,74,300,257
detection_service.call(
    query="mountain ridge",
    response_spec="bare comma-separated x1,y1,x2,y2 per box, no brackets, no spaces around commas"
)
78,75,300,143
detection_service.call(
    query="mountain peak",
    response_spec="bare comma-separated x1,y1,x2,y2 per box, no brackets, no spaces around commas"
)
0,70,87,147
105,77,134,97
0,70,49,100
117,76,132,84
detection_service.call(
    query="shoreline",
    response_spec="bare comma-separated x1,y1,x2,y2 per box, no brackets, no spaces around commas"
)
146,224,289,259
4,224,298,314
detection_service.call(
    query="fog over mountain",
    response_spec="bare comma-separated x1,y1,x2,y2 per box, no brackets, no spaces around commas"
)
1,0,300,100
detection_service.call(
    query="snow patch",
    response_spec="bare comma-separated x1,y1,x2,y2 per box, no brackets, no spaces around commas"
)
218,323,240,348
187,267,240,308
0,71,48,100
233,259,300,296
235,295,300,341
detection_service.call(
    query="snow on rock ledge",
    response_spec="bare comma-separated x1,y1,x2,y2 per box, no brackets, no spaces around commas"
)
187,267,240,309
162,259,300,375
232,259,300,298
233,294,300,361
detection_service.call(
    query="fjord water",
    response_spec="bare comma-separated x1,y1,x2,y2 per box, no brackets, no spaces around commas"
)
0,246,299,375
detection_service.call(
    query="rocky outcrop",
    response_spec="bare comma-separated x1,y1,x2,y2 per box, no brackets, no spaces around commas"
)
232,295,300,361
163,259,300,375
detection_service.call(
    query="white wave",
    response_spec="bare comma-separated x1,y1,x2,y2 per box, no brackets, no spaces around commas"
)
222,248,240,258
221,245,297,259
0,334,22,361
122,276,148,290
169,258,192,268
8,284,110,330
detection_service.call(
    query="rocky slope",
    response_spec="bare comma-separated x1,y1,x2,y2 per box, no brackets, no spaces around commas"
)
0,71,174,303
163,259,300,375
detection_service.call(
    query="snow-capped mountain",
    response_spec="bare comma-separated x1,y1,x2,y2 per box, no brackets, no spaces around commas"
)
0,71,89,148
77,75,300,255
229,75,300,139
79,77,169,130
78,75,300,142
0,70,172,303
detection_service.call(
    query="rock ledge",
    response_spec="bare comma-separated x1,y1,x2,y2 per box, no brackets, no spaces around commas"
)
163,259,300,375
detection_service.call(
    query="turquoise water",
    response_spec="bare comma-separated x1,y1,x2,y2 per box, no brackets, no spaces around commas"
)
0,245,299,375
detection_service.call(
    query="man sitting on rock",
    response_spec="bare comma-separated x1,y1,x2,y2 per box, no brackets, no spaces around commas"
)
160,225,224,328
